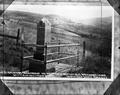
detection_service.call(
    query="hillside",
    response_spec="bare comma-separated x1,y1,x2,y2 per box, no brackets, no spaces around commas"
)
0,10,112,77
0,10,112,41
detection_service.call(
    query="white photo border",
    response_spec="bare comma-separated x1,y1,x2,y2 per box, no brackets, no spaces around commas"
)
1,1,115,81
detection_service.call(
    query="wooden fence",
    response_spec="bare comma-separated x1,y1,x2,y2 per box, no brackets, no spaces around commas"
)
22,42,86,72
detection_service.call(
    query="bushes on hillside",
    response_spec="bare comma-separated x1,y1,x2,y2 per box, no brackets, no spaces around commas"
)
81,55,111,78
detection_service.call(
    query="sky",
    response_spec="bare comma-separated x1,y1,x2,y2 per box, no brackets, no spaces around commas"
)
6,4,113,22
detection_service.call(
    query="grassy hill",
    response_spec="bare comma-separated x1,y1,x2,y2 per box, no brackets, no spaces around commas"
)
0,10,112,77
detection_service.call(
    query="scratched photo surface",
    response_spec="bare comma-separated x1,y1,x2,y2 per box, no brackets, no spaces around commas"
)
0,2,114,80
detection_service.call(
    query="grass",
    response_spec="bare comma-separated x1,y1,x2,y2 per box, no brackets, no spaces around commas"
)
80,55,111,78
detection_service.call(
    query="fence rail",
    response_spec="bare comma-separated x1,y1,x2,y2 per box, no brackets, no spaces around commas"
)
24,55,79,64
47,55,78,63
23,43,80,48
23,52,59,59
23,52,76,59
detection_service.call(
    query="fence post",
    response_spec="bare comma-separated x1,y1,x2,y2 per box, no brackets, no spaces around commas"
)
77,50,79,67
77,42,80,67
82,41,86,67
58,40,60,64
16,28,20,45
83,41,86,58
20,28,23,72
44,43,47,73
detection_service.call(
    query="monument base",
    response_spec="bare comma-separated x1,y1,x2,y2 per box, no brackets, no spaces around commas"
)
29,57,46,73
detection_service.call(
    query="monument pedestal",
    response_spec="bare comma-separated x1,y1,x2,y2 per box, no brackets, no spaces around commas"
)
29,57,46,73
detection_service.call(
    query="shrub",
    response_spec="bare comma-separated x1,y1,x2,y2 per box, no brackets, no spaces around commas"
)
81,55,111,78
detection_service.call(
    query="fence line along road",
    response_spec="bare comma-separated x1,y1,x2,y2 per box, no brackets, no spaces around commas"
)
47,44,80,48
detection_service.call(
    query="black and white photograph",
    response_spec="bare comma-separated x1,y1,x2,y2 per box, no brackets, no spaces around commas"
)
0,2,114,80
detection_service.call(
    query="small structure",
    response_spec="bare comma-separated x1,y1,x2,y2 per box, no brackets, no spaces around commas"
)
29,17,51,73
